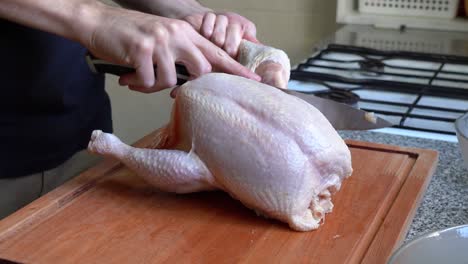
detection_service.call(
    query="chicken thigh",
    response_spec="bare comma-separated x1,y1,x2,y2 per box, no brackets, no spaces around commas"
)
88,41,352,231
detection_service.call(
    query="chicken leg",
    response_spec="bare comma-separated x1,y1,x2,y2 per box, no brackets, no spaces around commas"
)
88,130,217,194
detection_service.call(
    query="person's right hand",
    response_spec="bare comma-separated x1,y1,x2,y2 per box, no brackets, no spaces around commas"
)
82,4,260,93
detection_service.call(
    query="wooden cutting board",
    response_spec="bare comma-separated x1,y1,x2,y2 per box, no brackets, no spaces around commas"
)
0,131,438,264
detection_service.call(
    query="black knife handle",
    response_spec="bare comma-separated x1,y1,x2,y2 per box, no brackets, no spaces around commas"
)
85,53,190,85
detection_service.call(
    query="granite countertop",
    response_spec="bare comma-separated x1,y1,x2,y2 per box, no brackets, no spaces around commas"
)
338,131,468,243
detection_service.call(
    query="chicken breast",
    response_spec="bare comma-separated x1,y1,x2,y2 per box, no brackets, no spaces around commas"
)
87,41,352,231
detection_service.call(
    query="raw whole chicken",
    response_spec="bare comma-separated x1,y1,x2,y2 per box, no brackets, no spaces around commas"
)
88,41,352,231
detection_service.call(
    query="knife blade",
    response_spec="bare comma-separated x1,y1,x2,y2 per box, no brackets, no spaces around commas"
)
283,90,393,130
86,54,393,130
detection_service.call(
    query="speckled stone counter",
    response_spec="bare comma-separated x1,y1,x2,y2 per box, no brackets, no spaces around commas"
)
339,131,468,243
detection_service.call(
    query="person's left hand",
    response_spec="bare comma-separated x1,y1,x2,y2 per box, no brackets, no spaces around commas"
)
183,12,259,58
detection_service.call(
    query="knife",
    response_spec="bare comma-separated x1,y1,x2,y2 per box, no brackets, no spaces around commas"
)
282,90,392,130
86,54,190,85
86,54,393,130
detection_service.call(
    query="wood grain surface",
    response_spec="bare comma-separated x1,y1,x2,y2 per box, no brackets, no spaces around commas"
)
0,130,438,264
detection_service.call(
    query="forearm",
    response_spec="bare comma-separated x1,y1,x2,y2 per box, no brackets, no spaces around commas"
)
0,0,103,43
115,0,211,18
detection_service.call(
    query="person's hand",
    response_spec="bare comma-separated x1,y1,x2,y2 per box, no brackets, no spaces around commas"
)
183,12,259,58
83,5,260,93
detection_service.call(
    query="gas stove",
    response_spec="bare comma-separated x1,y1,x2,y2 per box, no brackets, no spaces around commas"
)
288,43,468,142
287,3,468,142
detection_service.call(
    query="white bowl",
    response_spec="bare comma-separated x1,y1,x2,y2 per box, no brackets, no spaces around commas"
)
388,225,468,264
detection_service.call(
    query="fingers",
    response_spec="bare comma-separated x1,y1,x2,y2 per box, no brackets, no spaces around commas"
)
121,43,178,93
177,44,212,78
224,24,242,57
153,49,178,91
195,35,260,81
119,40,155,88
117,14,261,95
210,15,228,47
242,22,259,43
197,13,258,56
200,13,216,39
184,15,203,32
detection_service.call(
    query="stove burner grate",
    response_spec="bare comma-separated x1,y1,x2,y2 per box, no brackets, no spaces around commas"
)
314,90,360,107
290,44,468,135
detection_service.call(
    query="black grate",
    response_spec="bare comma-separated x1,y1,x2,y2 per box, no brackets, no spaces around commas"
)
290,44,468,135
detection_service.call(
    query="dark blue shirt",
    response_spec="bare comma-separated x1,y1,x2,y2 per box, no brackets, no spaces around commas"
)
0,20,112,178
